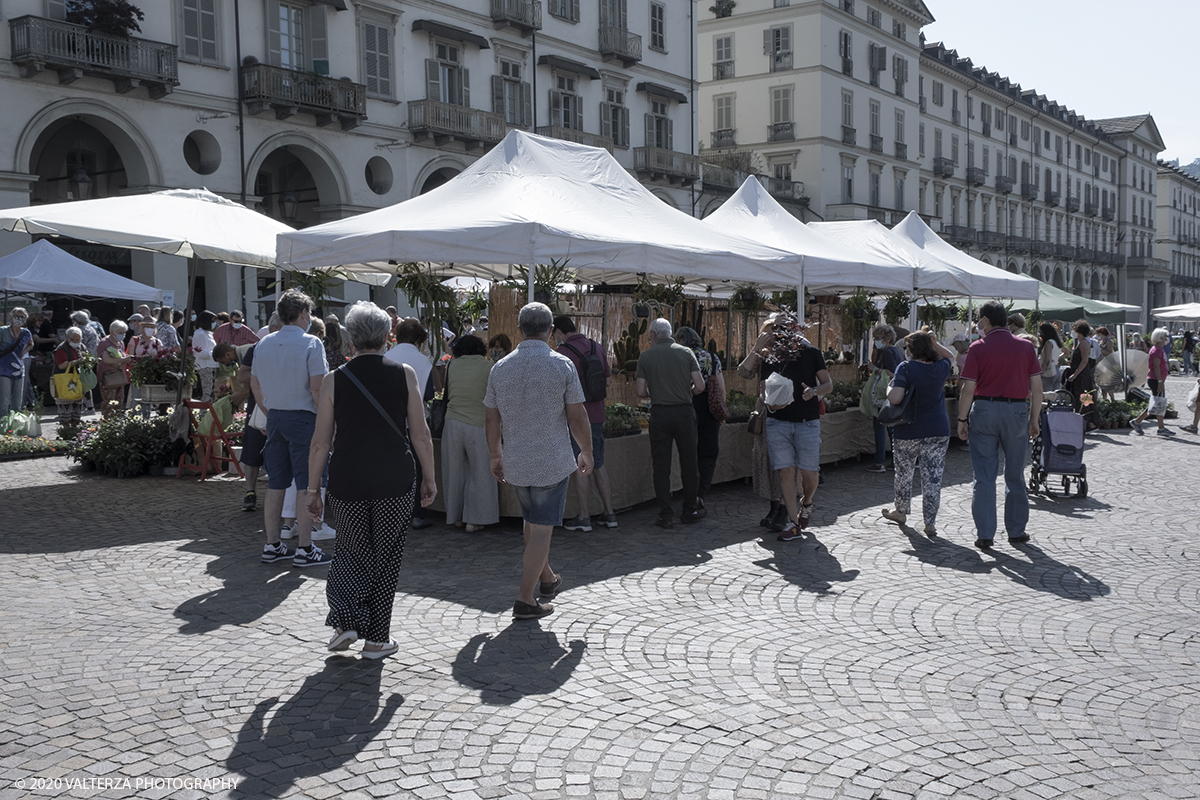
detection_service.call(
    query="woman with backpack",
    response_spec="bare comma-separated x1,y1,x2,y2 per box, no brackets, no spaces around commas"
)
676,326,726,508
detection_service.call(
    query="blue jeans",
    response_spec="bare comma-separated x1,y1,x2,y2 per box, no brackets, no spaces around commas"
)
967,399,1030,540
264,409,316,491
1183,350,1194,375
0,374,23,419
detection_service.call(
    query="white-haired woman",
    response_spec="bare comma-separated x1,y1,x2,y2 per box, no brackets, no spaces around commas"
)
1133,327,1174,436
307,301,437,659
53,326,88,425
97,320,132,417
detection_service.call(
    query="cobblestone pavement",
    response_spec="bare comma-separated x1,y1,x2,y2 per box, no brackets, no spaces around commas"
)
3,381,1198,800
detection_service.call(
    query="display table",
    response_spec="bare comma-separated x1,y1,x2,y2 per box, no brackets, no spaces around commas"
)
428,410,878,519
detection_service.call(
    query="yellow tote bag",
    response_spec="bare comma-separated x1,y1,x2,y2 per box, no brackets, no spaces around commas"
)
54,363,85,401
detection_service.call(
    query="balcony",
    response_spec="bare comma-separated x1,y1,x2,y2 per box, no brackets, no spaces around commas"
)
933,157,954,178
243,63,366,128
1084,201,1098,217
536,125,613,153
979,230,1006,248
966,167,986,187
1032,241,1055,256
995,175,1014,194
943,225,976,246
409,99,504,148
894,142,907,160
870,134,883,153
1020,182,1038,201
700,164,749,192
1045,191,1061,207
710,129,736,149
634,146,701,185
1102,206,1115,221
769,121,795,142
842,57,853,76
599,25,642,66
763,176,808,204
1065,196,1081,213
1007,235,1031,250
825,203,908,226
1076,246,1097,262
491,0,542,33
772,51,793,72
9,14,178,97
713,60,734,80
1055,243,1074,258
841,125,856,146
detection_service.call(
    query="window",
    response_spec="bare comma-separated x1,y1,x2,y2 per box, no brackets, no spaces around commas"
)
713,94,734,133
841,90,853,128
868,43,886,86
774,0,790,5
427,42,468,105
838,30,852,74
869,101,880,138
951,134,959,165
181,0,218,64
933,128,942,159
268,2,328,74
892,18,906,40
649,3,665,51
995,110,1005,131
918,123,925,157
870,168,881,207
548,0,579,23
361,16,393,99
982,145,989,174
645,98,672,149
892,55,908,96
714,34,732,63
980,103,991,125
551,73,581,129
1021,120,1030,140
773,163,792,182
894,109,904,143
841,0,854,13
278,2,305,71
772,86,793,125
843,163,854,203
602,85,630,147
894,172,905,209
767,25,792,71
932,81,944,106
867,6,881,27
493,58,531,127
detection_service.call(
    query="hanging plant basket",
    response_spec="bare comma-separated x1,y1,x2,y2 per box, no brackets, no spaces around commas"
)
632,303,651,318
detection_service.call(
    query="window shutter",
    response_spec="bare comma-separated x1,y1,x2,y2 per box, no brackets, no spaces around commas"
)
375,24,391,97
764,29,772,55
492,75,505,115
600,102,612,140
426,59,440,101
903,59,909,81
551,90,563,125
574,92,583,132
364,23,378,95
570,0,580,22
199,0,217,63
47,0,67,20
618,0,628,29
521,81,532,127
621,106,630,148
645,113,654,147
266,0,281,67
462,68,470,108
182,0,201,60
666,118,673,151
308,5,328,74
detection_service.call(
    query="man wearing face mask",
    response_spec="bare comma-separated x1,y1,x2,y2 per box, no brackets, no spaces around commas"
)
956,301,1043,551
1,308,34,419
192,310,221,402
214,310,260,347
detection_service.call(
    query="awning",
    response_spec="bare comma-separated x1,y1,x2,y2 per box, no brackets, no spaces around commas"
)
636,81,687,103
311,0,348,9
536,54,601,79
411,20,490,49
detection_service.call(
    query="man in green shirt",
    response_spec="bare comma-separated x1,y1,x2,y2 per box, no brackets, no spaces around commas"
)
635,318,705,528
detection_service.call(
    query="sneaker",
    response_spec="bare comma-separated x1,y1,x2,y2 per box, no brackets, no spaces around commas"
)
866,463,887,473
327,629,358,651
680,507,707,524
311,523,337,541
974,538,994,551
410,516,433,529
293,544,332,568
880,508,907,525
1156,427,1176,436
777,523,802,542
595,512,619,528
513,600,553,620
261,542,293,563
1133,421,1145,436
1181,425,1198,433
562,515,593,532
768,505,788,533
797,503,814,529
361,639,399,660
242,491,256,512
280,523,297,540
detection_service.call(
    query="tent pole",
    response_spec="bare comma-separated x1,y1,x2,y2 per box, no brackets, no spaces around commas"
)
176,255,200,406
527,265,535,306
908,287,917,333
601,292,609,355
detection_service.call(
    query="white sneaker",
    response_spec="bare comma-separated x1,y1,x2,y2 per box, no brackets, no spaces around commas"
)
311,524,337,541
280,523,297,540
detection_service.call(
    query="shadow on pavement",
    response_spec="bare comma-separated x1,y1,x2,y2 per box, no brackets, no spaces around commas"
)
174,544,318,634
451,624,585,705
991,544,1110,601
899,527,995,575
227,656,402,798
753,531,860,595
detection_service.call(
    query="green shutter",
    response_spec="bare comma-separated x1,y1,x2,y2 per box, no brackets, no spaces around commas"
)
308,5,328,75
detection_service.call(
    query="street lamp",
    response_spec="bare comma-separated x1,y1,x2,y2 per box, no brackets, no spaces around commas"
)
281,190,298,222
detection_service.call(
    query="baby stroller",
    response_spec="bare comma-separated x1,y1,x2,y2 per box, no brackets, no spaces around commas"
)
1028,390,1087,497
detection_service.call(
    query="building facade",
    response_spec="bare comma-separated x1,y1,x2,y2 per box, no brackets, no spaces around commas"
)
0,0,701,322
1155,161,1200,307
697,0,1169,314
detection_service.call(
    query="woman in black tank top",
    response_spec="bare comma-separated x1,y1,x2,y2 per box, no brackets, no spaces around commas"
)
306,303,437,660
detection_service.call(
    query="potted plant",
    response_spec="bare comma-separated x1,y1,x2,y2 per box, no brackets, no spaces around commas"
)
842,287,873,340
633,276,686,319
882,292,912,327
129,351,196,402
710,0,735,18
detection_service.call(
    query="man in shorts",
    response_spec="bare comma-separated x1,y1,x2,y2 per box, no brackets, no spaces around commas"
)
485,303,593,620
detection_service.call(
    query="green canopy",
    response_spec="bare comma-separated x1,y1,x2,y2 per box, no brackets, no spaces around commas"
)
1012,281,1131,325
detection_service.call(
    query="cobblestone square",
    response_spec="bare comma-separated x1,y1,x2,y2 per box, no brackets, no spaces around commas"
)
2,383,1198,799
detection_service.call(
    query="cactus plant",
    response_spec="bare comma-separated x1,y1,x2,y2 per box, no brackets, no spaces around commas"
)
613,318,647,371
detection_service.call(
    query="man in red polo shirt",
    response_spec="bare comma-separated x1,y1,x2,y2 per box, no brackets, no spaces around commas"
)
957,300,1043,551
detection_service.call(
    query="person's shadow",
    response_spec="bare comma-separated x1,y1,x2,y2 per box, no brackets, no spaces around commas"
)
899,526,996,575
174,547,314,634
452,624,585,705
991,544,1110,601
753,532,860,595
226,656,402,797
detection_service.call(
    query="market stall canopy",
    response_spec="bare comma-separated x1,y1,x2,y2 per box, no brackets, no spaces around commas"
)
0,239,162,301
275,130,803,286
1011,281,1131,325
1151,302,1200,321
700,178,914,293
0,188,294,269
889,212,1040,300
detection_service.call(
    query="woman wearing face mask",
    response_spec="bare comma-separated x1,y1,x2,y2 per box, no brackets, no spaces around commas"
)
486,333,512,363
193,310,219,402
53,327,88,426
866,324,905,474
128,320,164,358
1064,319,1099,430
0,308,34,419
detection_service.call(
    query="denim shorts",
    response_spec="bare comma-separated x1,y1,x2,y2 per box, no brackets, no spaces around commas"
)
239,423,267,468
765,417,822,472
570,421,606,470
512,475,571,527
263,409,316,491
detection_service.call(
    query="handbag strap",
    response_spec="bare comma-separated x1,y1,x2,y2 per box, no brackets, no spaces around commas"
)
339,363,406,440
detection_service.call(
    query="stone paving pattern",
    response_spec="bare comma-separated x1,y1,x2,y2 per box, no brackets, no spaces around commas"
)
2,381,1198,800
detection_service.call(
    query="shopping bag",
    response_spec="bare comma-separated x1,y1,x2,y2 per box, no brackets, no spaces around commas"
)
80,367,98,393
0,411,18,435
1147,394,1168,417
53,364,84,401
877,386,917,427
24,412,41,438
1187,383,1198,412
764,372,794,407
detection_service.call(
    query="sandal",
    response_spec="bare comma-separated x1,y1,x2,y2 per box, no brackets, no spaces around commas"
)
327,628,358,651
361,639,399,660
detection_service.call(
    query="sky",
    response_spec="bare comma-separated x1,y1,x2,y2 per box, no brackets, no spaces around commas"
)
922,0,1200,164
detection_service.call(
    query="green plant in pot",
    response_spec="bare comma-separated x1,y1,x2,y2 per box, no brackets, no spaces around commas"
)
633,276,685,318
841,287,873,340
613,318,647,372
882,291,912,327
916,301,951,338
397,262,458,359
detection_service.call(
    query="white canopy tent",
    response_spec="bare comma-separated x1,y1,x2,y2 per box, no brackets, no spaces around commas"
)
1151,302,1200,322
0,240,162,302
276,130,805,290
700,178,914,295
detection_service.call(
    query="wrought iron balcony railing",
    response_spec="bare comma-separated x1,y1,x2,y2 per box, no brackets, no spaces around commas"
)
634,146,701,184
770,121,795,142
933,157,954,178
995,175,1014,194
599,25,641,65
966,167,986,187
491,0,542,33
244,63,366,128
409,98,504,146
710,129,736,148
535,125,613,153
